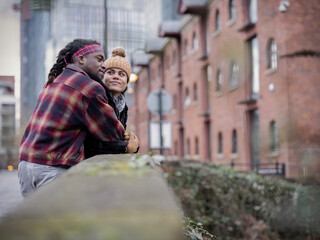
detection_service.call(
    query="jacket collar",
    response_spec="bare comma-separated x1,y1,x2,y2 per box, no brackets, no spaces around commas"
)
66,64,90,78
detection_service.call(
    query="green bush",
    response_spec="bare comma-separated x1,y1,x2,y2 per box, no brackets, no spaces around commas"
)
161,160,320,240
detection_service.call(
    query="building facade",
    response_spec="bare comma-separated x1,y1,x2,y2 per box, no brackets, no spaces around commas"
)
130,0,320,180
19,0,162,127
50,0,162,64
0,76,17,169
20,0,51,127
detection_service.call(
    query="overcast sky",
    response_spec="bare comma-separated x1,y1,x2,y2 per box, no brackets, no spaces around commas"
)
0,1,20,95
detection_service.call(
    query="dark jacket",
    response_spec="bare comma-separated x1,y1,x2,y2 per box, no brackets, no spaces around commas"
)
83,82,129,159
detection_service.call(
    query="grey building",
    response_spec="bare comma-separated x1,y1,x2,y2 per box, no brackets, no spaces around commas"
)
19,0,162,127
0,76,17,169
50,0,161,63
162,0,182,21
20,0,51,127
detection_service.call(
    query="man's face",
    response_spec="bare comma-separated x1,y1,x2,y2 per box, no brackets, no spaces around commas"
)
103,68,128,98
81,52,106,81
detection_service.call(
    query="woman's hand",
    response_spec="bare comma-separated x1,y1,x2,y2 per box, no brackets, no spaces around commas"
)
124,131,130,141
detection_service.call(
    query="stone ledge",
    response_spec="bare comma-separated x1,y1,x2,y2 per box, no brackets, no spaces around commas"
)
0,154,183,240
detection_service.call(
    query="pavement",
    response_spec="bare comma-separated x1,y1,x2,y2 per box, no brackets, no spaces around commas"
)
0,170,23,218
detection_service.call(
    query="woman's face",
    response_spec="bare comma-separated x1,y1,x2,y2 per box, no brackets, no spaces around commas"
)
103,68,128,98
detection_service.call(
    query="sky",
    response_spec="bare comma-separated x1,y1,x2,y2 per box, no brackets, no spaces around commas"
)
0,1,20,125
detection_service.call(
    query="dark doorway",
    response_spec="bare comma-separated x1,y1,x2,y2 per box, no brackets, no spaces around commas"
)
205,120,212,161
249,109,260,170
179,127,184,158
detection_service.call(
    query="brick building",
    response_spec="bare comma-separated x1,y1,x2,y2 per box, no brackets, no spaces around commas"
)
129,0,320,180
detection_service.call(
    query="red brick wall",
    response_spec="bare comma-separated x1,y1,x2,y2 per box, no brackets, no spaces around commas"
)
257,0,320,178
131,0,320,179
180,16,209,161
130,67,150,154
207,0,248,166
163,39,181,159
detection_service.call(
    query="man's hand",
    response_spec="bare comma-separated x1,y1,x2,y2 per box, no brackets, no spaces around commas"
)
126,132,139,153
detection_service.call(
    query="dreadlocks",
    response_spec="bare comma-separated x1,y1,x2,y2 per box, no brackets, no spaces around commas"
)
46,39,100,87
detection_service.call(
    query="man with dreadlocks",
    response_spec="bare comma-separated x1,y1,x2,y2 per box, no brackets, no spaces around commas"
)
18,39,139,197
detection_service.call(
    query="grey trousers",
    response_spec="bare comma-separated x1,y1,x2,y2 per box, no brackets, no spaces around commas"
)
18,161,68,198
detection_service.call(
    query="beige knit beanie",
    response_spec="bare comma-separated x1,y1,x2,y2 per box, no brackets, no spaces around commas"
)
104,47,131,82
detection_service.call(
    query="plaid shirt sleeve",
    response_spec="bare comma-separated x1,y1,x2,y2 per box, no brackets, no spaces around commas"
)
84,93,125,141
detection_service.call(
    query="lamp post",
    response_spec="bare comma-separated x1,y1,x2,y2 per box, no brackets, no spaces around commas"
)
104,0,108,56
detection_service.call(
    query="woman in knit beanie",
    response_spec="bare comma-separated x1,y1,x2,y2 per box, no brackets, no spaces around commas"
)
104,47,131,87
84,47,139,158
103,47,131,125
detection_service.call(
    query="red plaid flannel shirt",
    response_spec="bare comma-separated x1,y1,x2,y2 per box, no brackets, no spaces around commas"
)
19,65,125,167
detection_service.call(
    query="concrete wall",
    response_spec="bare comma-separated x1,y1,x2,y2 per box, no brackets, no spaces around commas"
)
0,154,183,240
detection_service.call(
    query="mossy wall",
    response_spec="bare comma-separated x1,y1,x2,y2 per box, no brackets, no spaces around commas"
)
0,155,183,240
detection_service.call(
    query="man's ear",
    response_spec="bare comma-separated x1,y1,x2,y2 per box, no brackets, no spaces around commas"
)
77,55,85,65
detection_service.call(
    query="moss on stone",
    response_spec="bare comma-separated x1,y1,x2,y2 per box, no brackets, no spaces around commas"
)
0,154,183,240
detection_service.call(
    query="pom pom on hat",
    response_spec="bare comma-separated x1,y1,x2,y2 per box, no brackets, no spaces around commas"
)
111,47,126,58
105,46,131,82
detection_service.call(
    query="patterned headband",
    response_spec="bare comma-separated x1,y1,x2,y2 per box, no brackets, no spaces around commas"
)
71,44,104,63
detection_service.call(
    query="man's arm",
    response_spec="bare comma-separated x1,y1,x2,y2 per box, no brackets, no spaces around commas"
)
84,132,139,159
84,94,125,141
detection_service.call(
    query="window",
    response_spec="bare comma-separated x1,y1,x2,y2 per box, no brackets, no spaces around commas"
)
229,60,239,89
184,39,188,55
216,69,222,92
158,63,162,79
193,83,198,101
174,140,178,155
172,50,177,65
232,129,238,153
0,87,9,95
207,65,213,82
229,0,236,20
165,54,169,69
206,18,211,55
187,138,191,155
205,65,212,110
195,137,199,155
192,32,198,50
215,10,221,31
218,132,223,154
267,38,277,70
184,87,191,106
173,94,177,110
248,0,258,23
270,121,279,152
249,37,260,97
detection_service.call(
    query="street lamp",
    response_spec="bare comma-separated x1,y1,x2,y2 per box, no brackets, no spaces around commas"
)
129,73,138,82
130,48,149,83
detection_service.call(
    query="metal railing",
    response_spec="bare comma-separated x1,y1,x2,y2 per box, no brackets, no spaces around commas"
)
230,160,286,176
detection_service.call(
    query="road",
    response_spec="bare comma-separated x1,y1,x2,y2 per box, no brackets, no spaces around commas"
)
0,170,23,218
